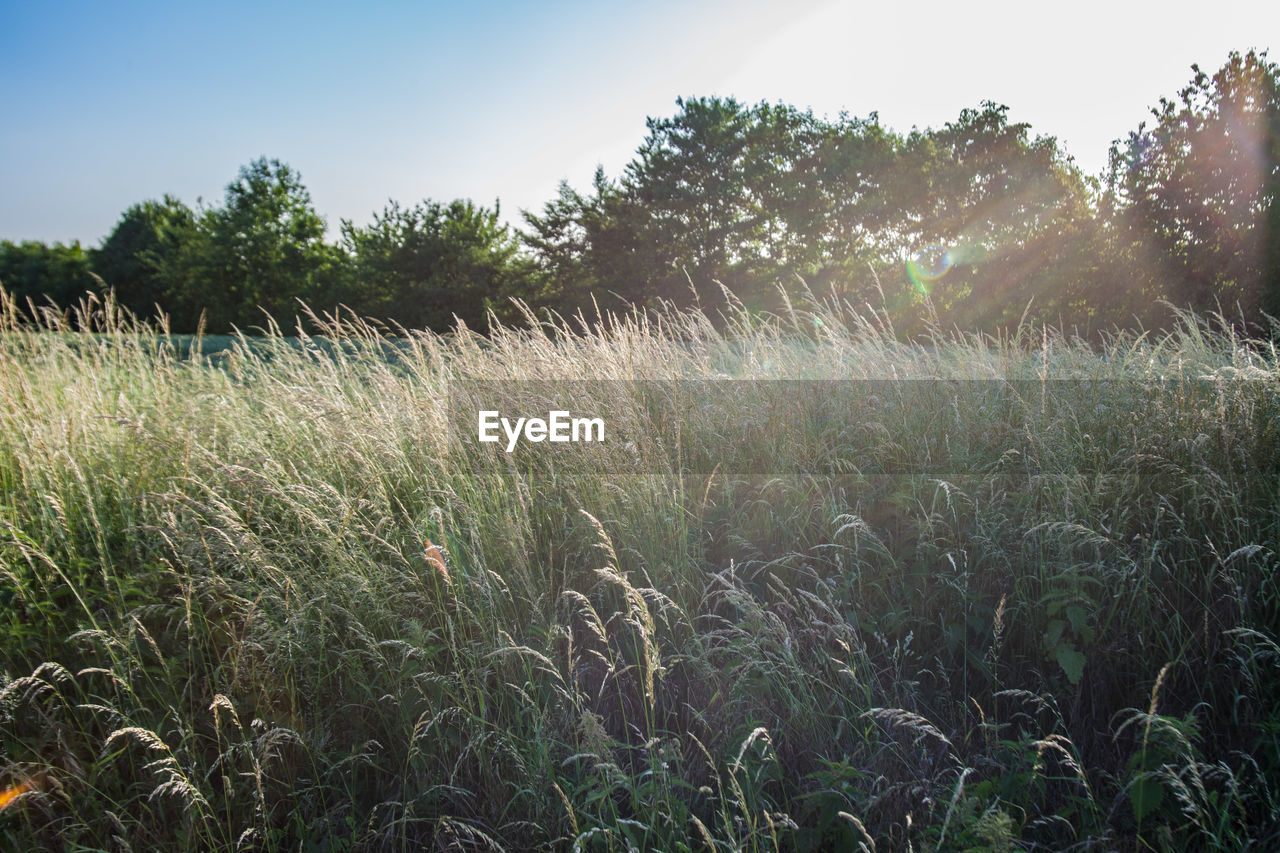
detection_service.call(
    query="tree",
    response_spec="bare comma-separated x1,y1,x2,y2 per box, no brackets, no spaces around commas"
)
93,195,195,321
882,103,1097,331
521,97,1098,331
794,111,898,296
1106,50,1280,325
164,158,339,331
341,199,533,332
521,170,617,315
0,239,99,313
523,97,890,315
620,97,826,310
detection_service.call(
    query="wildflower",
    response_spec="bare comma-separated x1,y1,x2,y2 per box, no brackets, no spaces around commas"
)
424,537,450,585
0,778,34,811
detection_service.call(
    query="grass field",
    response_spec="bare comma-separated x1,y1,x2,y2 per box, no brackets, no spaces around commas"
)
1,290,1278,851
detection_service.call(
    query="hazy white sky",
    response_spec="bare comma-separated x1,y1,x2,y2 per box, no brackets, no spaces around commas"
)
1,0,1275,245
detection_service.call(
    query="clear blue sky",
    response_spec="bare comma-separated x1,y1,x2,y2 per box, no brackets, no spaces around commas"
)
1,0,1275,246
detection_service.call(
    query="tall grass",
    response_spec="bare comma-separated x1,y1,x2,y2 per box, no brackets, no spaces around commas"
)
0,288,1277,850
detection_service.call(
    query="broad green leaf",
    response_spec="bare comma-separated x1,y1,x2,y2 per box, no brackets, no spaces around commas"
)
1055,643,1087,684
1130,777,1165,823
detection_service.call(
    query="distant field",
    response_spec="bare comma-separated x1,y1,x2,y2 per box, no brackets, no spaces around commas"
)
1,296,1277,850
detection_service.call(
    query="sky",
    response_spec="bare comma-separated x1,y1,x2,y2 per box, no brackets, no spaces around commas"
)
1,0,1276,246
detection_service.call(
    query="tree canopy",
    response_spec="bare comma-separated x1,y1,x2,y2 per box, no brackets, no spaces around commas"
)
95,195,196,321
1,51,1275,337
339,199,530,332
1105,50,1280,323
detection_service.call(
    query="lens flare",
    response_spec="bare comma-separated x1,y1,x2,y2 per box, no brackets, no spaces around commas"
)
906,244,954,295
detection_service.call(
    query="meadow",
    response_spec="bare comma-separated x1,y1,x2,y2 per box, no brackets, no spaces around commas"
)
1,289,1278,851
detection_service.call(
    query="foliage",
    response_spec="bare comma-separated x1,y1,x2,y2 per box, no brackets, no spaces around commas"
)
1106,49,1280,326
523,98,900,316
888,102,1099,332
523,96,1104,334
3,50,1278,338
159,158,343,332
338,198,533,332
0,240,98,312
94,195,197,322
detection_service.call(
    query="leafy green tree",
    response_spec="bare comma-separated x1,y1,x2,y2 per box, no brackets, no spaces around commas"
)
93,195,196,321
520,170,617,316
524,98,896,316
164,158,340,331
791,111,899,295
341,199,532,332
524,98,1096,331
524,164,683,317
0,239,99,312
1106,50,1280,325
619,97,829,310
626,96,764,303
886,103,1097,331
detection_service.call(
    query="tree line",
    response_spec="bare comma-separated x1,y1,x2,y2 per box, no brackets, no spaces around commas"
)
3,50,1277,337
